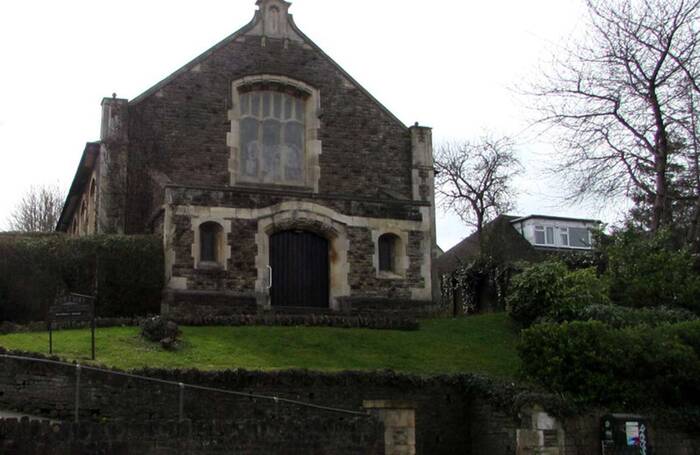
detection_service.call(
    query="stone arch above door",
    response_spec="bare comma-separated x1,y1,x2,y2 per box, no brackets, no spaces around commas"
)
255,208,350,311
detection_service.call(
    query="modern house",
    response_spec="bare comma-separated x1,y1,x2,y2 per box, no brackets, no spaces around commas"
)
510,215,601,252
436,214,602,275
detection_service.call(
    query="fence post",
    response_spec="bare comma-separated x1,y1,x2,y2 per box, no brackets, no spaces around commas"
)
75,364,81,423
179,382,185,422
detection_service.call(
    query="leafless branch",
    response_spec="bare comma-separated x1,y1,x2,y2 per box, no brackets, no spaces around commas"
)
8,184,65,232
435,136,522,235
529,0,700,231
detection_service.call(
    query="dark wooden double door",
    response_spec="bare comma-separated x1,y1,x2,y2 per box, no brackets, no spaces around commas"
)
270,230,329,308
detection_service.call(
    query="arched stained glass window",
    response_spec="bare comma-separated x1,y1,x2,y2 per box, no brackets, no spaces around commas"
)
239,89,305,185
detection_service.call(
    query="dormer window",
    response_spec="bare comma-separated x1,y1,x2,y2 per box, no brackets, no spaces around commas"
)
567,227,592,248
534,225,555,246
533,224,592,249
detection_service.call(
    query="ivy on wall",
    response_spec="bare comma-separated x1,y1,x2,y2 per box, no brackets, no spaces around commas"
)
440,256,517,315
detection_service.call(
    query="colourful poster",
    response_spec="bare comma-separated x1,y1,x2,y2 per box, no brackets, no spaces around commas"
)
625,421,640,447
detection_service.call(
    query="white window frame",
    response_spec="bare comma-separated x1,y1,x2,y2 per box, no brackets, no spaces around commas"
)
533,224,593,250
560,228,569,247
566,226,593,250
534,225,554,246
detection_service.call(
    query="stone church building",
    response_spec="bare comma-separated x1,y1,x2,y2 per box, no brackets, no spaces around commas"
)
57,0,438,318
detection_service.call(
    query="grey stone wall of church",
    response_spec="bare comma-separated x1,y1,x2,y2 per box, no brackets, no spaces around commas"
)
125,35,414,233
164,186,433,317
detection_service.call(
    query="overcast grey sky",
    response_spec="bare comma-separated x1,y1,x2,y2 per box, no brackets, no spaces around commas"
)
0,0,627,249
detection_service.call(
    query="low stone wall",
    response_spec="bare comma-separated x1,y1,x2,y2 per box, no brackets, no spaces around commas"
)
0,351,515,454
171,313,420,330
0,416,384,455
1,350,699,454
161,290,258,319
162,289,439,323
339,297,444,318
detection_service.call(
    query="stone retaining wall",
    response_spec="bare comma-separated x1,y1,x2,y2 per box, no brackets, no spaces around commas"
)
0,416,383,455
1,351,699,454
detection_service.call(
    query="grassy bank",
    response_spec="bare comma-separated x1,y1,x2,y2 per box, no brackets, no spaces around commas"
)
0,313,520,377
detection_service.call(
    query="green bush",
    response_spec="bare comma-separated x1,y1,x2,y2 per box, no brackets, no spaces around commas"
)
550,268,610,322
507,262,609,327
543,303,697,327
603,227,700,312
0,234,163,322
519,321,700,407
507,261,568,327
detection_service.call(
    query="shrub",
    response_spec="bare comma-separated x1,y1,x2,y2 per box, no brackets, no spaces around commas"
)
602,227,700,312
507,261,610,326
542,303,697,327
548,268,610,322
507,261,568,327
519,321,700,407
140,316,181,348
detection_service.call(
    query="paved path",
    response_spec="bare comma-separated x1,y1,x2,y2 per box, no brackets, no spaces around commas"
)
0,409,58,422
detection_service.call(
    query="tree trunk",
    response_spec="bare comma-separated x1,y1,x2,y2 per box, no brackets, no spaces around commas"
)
651,151,669,231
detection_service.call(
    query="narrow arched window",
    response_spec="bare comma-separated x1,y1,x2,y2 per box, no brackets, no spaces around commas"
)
199,222,223,264
378,233,399,273
89,179,97,203
80,200,88,235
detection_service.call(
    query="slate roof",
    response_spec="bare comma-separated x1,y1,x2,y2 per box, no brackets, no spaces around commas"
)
435,215,541,274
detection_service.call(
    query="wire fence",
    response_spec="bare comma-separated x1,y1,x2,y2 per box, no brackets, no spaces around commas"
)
0,353,370,423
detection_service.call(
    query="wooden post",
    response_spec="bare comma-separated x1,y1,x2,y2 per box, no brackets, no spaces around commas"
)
451,276,459,317
75,364,81,423
178,383,185,422
91,319,96,360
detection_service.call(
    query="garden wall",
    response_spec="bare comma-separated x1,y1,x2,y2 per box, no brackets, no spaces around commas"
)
0,416,383,454
0,351,698,454
0,351,515,454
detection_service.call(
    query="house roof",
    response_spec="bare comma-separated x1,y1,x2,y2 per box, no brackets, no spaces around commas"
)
435,215,540,274
55,142,100,232
129,1,408,131
510,214,603,224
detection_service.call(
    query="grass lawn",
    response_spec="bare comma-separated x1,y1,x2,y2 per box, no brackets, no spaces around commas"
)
0,313,520,378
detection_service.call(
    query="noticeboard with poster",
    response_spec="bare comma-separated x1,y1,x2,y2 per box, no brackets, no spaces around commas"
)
601,414,651,455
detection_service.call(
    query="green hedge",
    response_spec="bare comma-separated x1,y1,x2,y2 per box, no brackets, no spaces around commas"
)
519,321,700,407
0,234,163,322
542,303,697,328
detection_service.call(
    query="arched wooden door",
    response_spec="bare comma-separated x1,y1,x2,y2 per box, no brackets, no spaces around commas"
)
270,230,329,308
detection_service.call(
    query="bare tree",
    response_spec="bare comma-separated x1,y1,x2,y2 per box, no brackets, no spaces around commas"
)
8,184,65,232
435,136,521,236
531,0,700,232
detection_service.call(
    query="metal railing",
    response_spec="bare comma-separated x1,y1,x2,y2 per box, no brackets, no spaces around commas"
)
0,353,370,423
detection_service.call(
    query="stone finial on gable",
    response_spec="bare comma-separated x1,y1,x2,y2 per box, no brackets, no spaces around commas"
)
247,0,303,42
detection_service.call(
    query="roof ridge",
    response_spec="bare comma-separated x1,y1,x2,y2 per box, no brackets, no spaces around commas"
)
128,7,409,131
